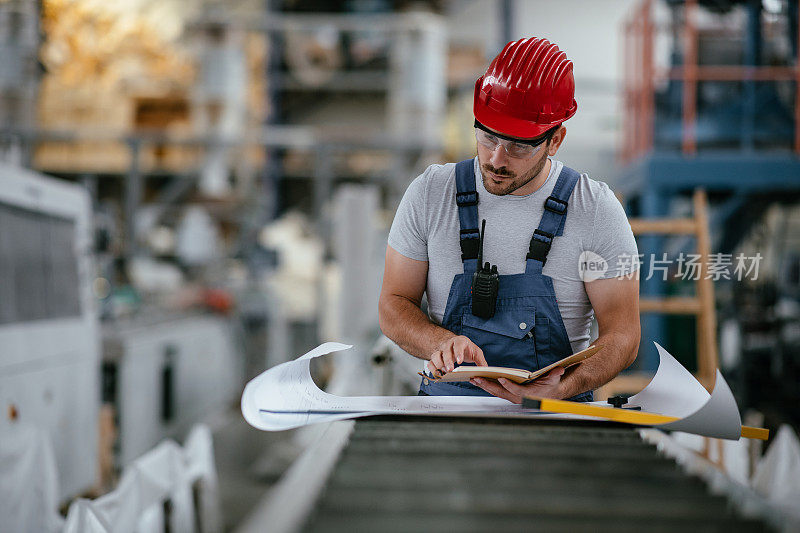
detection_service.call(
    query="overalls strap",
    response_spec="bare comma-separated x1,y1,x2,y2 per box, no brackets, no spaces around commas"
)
454,159,480,270
527,166,582,268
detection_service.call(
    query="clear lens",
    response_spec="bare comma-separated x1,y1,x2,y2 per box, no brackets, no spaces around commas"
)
475,129,541,159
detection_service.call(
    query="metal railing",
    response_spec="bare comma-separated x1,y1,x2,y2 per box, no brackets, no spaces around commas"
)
621,0,800,162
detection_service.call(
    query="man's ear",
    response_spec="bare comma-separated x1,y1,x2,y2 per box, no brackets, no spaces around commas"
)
547,126,567,156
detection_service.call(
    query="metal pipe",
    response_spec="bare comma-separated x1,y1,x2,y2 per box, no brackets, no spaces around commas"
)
795,1,800,154
643,0,654,156
682,0,698,155
742,0,762,151
665,65,797,81
124,138,142,258
636,2,646,160
499,0,514,52
621,19,630,163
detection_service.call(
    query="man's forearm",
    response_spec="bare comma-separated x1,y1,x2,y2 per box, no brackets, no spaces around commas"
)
378,295,456,360
555,330,639,399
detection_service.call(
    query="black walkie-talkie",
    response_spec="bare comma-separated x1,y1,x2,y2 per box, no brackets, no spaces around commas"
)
471,219,499,319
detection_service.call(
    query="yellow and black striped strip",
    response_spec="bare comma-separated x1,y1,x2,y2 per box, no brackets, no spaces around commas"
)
522,396,769,440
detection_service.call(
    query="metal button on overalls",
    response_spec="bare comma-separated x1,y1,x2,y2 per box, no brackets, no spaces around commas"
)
419,158,593,402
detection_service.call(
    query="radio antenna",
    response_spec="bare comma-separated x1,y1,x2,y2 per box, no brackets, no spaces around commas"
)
478,219,486,267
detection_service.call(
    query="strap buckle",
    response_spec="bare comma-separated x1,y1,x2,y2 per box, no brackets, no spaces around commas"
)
459,228,480,260
456,191,478,207
533,229,554,243
544,196,568,215
527,229,554,264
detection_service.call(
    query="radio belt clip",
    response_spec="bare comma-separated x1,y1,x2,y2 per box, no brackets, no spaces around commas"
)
471,219,499,319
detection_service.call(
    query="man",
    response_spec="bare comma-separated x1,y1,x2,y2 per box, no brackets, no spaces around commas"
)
378,37,640,402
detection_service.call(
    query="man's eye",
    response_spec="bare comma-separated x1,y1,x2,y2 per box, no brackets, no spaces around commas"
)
509,143,529,152
485,135,499,143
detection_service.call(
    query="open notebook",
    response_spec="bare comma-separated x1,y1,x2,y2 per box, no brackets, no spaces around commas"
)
420,344,602,385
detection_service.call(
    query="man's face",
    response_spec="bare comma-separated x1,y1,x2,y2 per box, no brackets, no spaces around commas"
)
476,129,552,196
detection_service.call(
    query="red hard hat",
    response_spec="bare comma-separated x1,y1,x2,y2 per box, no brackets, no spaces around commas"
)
474,37,577,139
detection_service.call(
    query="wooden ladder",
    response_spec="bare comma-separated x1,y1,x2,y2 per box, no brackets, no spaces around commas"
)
596,189,718,399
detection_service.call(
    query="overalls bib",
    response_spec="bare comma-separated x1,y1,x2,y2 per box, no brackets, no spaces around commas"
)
419,159,593,402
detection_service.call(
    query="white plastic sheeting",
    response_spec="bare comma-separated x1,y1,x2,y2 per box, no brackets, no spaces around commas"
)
669,432,752,484
63,424,220,533
0,423,64,533
752,424,800,515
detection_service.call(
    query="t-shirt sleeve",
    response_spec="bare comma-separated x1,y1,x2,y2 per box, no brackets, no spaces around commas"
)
387,171,429,261
586,184,640,279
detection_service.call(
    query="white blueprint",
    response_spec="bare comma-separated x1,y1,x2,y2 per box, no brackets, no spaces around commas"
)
242,341,743,439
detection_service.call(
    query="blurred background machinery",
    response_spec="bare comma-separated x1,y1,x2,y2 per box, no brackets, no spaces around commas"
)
1,0,799,530
0,163,99,501
1,1,459,527
102,313,240,467
0,0,40,166
614,0,800,432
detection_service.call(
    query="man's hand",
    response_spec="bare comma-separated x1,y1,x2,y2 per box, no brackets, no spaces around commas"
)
425,335,489,376
469,367,565,404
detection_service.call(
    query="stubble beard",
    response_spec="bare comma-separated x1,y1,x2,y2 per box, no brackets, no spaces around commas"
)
479,149,549,196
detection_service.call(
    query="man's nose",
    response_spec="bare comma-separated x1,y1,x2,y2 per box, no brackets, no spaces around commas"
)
488,143,509,167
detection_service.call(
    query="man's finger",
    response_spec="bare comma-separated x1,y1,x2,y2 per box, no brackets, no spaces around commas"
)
471,378,519,404
426,360,442,376
528,367,564,384
466,342,489,366
442,346,456,372
472,344,488,367
497,377,528,396
429,351,445,374
470,377,505,397
452,340,464,365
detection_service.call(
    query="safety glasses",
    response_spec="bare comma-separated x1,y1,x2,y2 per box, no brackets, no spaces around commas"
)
474,120,551,159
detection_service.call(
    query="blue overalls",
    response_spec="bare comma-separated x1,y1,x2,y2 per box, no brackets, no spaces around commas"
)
419,159,593,402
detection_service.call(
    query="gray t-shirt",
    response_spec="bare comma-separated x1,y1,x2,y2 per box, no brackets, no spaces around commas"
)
388,157,639,353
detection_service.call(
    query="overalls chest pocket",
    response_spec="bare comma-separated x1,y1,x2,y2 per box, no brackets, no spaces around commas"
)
459,307,538,370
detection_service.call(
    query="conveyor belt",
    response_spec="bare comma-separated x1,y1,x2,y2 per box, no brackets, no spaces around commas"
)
302,416,771,533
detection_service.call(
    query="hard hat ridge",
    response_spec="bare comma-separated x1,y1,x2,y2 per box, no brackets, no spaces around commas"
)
474,37,577,139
